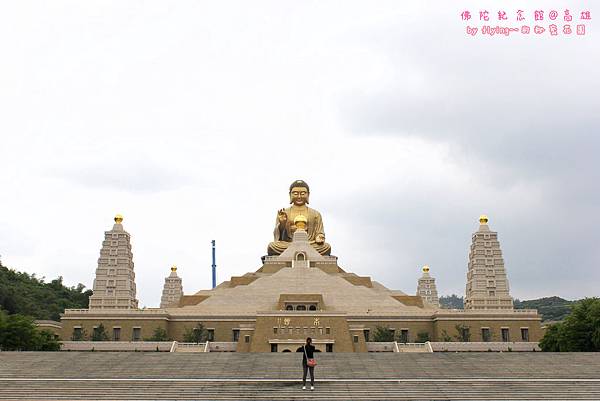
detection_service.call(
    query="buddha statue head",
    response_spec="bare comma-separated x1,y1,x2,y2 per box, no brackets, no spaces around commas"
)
289,179,310,206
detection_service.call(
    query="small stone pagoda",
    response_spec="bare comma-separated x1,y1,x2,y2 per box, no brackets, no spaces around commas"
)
416,265,439,308
160,266,183,308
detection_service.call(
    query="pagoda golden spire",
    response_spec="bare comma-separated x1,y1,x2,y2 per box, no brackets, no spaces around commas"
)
294,214,308,230
114,214,124,224
479,214,488,224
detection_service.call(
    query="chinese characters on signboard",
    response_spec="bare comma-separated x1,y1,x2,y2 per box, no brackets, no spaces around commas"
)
461,9,591,36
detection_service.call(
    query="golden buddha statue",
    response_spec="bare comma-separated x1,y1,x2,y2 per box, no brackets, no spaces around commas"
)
267,180,331,256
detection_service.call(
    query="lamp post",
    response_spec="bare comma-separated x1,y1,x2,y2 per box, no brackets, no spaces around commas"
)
211,240,216,289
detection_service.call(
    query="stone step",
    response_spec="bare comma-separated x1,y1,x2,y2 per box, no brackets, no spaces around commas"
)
1,352,599,380
1,380,600,400
1,352,599,400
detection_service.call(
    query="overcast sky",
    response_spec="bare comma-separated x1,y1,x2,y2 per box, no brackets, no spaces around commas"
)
1,1,598,307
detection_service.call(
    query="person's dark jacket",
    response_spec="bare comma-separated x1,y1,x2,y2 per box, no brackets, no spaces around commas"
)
296,344,316,364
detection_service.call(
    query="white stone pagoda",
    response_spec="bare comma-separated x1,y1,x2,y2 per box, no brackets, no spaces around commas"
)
464,215,513,310
88,215,139,309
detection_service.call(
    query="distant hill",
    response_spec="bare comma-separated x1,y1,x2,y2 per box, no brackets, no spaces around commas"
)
513,296,574,322
0,261,92,321
439,294,575,322
439,294,464,309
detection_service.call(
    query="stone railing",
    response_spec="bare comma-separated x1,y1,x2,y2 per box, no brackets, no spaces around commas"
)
34,320,62,329
366,342,397,352
429,341,541,352
396,342,432,353
207,342,238,352
61,341,174,352
434,309,539,314
62,308,167,315
173,342,208,352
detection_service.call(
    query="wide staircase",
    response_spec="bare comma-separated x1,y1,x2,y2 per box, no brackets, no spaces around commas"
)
1,352,599,400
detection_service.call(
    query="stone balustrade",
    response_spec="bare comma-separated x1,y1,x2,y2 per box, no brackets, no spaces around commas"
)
60,341,174,352
207,342,238,352
430,341,541,352
366,342,397,352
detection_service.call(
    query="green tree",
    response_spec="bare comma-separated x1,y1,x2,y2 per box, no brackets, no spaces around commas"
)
440,329,453,342
0,310,60,351
0,261,92,321
183,323,206,343
416,331,430,343
540,298,600,352
91,323,109,341
372,326,395,342
439,294,464,309
33,330,61,351
454,323,471,342
515,296,574,322
539,324,562,351
145,327,170,341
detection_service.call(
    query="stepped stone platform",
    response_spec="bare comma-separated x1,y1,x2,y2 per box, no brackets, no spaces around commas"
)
1,352,599,400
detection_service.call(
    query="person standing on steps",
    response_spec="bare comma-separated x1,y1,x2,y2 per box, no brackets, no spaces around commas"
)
296,337,317,391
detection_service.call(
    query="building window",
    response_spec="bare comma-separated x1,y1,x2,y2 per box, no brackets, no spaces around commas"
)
285,305,293,310
72,327,82,340
207,329,215,341
521,328,529,341
271,344,278,352
326,344,333,352
489,290,495,296
353,335,359,343
273,327,278,334
296,305,306,311
295,252,305,261
244,335,250,343
309,305,317,311
363,329,370,342
501,328,510,342
325,327,330,335
132,327,141,341
233,329,240,342
399,329,409,344
113,327,121,341
481,328,491,342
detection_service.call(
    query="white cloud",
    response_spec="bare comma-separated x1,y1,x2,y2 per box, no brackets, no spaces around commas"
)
1,1,597,307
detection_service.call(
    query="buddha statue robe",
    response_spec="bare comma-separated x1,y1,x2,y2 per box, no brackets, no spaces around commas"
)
267,205,331,256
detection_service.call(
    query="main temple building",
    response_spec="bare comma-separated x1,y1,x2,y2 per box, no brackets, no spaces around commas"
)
60,180,542,352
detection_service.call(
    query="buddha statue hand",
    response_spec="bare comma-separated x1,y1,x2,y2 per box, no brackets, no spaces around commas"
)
277,208,288,225
316,233,325,244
